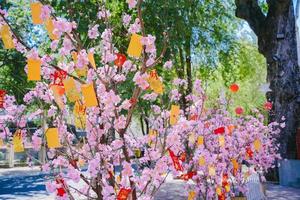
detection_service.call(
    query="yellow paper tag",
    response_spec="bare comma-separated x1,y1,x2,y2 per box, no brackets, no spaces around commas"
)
74,101,86,129
254,139,262,151
88,52,96,69
63,78,80,102
148,77,164,94
170,105,180,125
50,85,65,110
45,128,61,148
225,184,230,192
27,58,41,81
219,135,225,147
188,191,196,200
127,33,143,58
197,136,204,146
13,130,24,152
208,165,216,176
81,83,98,107
198,156,205,166
0,25,14,49
148,129,157,145
30,2,43,24
45,18,58,40
0,138,3,147
231,158,239,169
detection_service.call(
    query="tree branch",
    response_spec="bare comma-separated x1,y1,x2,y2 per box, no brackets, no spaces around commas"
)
235,0,266,36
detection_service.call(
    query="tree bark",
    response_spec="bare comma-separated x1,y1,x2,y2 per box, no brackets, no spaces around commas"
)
235,0,300,158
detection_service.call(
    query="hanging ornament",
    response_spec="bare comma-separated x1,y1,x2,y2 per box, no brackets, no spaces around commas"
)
117,188,131,200
235,106,244,115
114,53,127,68
214,127,225,135
0,90,6,108
56,177,67,197
179,171,197,181
229,83,239,93
264,101,273,110
168,149,183,171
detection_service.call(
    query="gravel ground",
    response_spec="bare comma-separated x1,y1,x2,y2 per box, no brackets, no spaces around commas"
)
0,167,300,200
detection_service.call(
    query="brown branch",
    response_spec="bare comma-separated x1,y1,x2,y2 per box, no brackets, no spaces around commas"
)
235,0,266,35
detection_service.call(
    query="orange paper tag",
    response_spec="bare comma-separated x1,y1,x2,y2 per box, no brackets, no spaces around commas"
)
88,52,96,69
45,18,58,40
74,101,86,129
45,128,61,148
147,77,164,94
0,25,14,49
254,139,262,151
127,33,143,58
50,85,65,110
13,130,24,152
170,105,180,125
81,83,98,107
63,78,80,102
27,58,41,81
188,191,196,200
30,2,43,24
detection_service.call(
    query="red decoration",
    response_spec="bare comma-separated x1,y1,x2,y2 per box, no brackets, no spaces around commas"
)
189,114,198,121
114,53,127,68
129,98,137,105
264,101,273,110
51,69,67,86
229,83,239,93
0,90,6,108
168,149,183,171
149,70,158,79
179,152,186,162
214,127,225,135
179,171,197,181
235,107,244,115
69,159,78,169
222,173,228,187
117,188,131,200
218,192,226,200
56,177,66,197
246,146,253,158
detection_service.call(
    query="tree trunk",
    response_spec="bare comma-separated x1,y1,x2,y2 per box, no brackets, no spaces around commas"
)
235,0,300,158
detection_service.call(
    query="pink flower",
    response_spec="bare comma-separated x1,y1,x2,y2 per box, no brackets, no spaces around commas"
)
88,25,99,39
67,165,81,182
32,133,42,151
128,18,141,33
122,161,133,177
45,181,56,193
123,14,132,26
40,5,52,21
235,106,244,115
133,72,149,90
127,0,137,9
114,115,126,130
163,60,173,69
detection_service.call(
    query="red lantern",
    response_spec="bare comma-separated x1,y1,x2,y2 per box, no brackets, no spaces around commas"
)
229,83,239,93
114,53,127,68
117,188,131,200
214,127,225,135
56,177,66,197
264,101,273,110
0,90,6,108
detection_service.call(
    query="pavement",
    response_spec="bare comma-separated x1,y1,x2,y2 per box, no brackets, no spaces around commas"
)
0,167,300,200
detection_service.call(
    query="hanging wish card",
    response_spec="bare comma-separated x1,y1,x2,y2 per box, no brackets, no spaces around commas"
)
63,78,80,102
45,18,58,40
117,188,131,200
88,52,96,69
13,130,24,152
198,156,206,166
50,85,65,110
127,33,143,58
81,83,98,107
46,128,61,148
254,139,262,151
0,25,14,49
74,101,86,129
197,136,204,146
170,105,180,125
27,58,41,81
219,135,225,147
30,2,43,24
208,165,216,176
188,191,196,200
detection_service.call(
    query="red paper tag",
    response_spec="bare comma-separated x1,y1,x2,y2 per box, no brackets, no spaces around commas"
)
168,149,183,171
246,146,253,158
214,127,225,135
0,90,6,108
179,171,196,181
117,188,131,200
189,114,198,121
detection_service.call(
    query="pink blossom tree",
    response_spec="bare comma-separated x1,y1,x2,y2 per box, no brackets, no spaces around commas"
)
0,1,281,200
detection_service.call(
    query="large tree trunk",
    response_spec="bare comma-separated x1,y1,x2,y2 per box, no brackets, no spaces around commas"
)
235,0,300,158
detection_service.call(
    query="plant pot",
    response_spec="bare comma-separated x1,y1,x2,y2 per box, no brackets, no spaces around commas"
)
232,197,247,200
